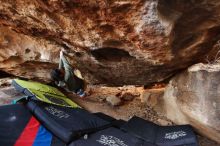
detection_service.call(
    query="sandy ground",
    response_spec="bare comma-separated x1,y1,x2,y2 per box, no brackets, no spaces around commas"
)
0,78,219,146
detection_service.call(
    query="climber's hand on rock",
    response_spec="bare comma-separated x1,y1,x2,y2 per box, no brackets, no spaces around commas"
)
60,49,64,58
61,48,68,53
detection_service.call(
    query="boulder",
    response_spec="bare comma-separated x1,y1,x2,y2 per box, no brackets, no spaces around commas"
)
1,0,220,85
163,63,220,143
106,95,122,106
121,92,135,101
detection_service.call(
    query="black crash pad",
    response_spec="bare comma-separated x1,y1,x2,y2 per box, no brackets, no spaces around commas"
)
27,100,111,143
69,127,156,146
0,104,65,146
121,116,198,146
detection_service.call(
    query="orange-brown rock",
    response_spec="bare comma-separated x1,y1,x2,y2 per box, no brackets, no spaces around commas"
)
1,0,220,85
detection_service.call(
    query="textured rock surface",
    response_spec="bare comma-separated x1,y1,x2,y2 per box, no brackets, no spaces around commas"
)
120,92,135,101
140,88,164,108
163,63,220,143
106,95,122,106
0,27,60,82
1,0,220,85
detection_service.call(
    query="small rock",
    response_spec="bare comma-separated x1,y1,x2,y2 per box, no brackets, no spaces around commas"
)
121,92,135,101
106,95,122,106
97,96,106,102
115,92,121,97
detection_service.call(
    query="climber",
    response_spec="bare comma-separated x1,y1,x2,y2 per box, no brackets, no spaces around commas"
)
50,49,86,98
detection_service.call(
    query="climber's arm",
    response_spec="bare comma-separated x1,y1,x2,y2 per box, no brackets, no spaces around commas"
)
59,50,73,72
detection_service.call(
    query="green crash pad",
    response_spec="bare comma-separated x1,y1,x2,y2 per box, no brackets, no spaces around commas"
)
12,79,78,108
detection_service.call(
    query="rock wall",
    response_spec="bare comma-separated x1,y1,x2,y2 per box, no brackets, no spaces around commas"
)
163,63,220,143
1,0,220,85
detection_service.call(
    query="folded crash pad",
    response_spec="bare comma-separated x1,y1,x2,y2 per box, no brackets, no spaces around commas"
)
27,100,111,143
69,127,156,146
121,116,198,146
12,79,78,108
0,104,65,146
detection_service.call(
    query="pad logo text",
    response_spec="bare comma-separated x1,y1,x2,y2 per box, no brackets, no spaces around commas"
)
96,135,128,146
45,106,70,119
165,131,187,140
